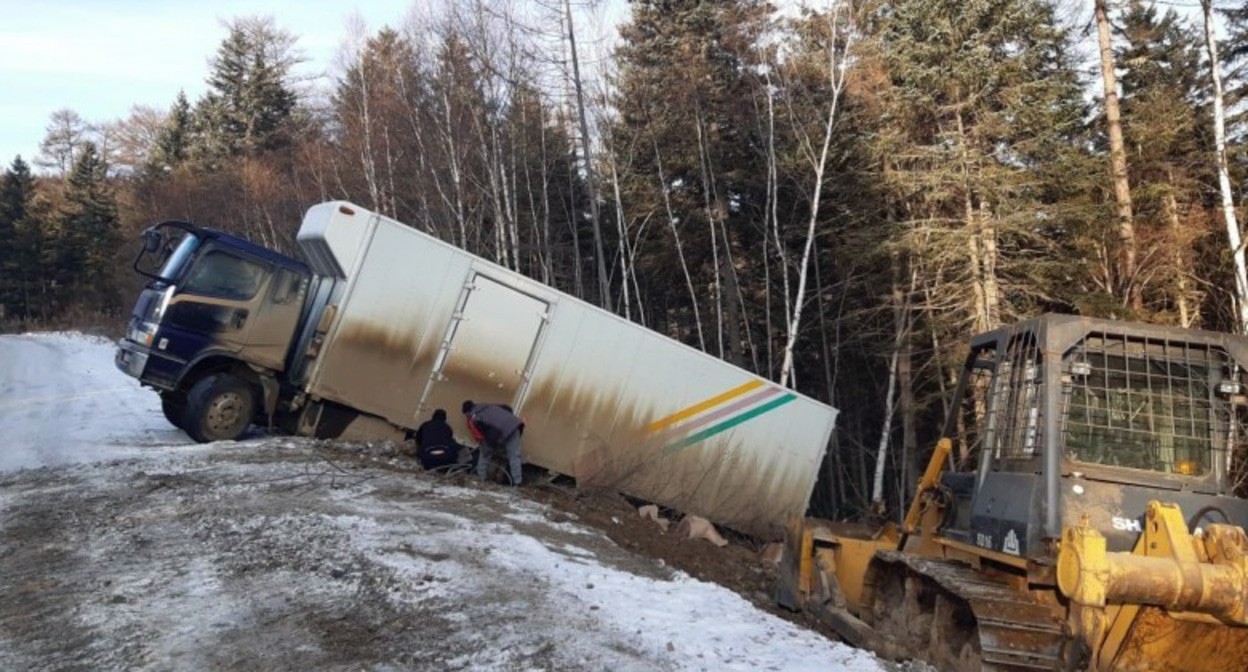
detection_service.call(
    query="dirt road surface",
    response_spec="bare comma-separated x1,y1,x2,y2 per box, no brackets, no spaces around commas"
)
0,333,883,671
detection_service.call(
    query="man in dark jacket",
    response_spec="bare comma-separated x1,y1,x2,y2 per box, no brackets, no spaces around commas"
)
462,399,524,485
409,409,462,470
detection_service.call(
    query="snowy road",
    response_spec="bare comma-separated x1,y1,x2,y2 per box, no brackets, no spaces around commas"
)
0,332,189,470
0,332,883,671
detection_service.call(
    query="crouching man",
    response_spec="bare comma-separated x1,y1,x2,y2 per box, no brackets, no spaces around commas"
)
462,400,524,486
409,408,464,470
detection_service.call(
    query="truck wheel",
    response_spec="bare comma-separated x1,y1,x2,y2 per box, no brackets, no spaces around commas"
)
184,373,255,443
160,391,187,430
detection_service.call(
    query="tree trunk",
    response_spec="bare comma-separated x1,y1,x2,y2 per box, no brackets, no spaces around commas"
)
966,193,989,333
872,349,900,511
897,291,917,506
440,88,468,248
565,0,610,310
538,106,553,284
980,199,1000,329
955,107,999,333
354,54,381,212
517,94,545,282
607,146,633,321
762,66,789,379
720,226,746,368
1202,0,1248,333
1161,181,1196,327
651,134,705,350
692,104,724,358
1095,0,1140,309
779,6,851,387
814,240,847,515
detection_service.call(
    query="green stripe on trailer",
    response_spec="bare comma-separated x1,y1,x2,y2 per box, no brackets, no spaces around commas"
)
663,393,798,455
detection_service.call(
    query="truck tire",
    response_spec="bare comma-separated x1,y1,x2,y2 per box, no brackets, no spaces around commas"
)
184,373,255,443
160,391,187,430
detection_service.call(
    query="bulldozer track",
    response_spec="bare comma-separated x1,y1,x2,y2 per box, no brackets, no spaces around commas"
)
869,551,1070,671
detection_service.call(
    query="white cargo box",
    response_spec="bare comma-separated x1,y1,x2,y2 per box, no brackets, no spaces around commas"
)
297,202,838,534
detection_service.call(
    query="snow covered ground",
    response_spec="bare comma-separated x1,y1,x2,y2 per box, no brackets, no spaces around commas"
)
0,332,884,671
0,332,190,470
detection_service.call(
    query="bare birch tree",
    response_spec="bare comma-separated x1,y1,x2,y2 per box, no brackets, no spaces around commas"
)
871,349,899,509
779,3,852,388
1202,0,1248,333
564,0,611,309
651,133,706,351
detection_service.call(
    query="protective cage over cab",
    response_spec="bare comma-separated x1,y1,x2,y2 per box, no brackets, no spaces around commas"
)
942,313,1248,557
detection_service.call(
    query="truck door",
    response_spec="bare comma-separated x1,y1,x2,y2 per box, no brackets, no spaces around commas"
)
159,244,270,359
243,266,309,371
426,274,549,414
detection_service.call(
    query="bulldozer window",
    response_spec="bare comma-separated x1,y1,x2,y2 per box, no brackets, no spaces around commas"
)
972,333,1045,465
1064,347,1215,477
947,338,1044,471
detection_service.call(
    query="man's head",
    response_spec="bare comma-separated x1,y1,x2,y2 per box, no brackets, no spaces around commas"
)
461,400,475,415
432,408,447,422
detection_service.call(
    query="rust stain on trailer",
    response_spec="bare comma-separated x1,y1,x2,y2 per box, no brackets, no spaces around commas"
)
523,374,649,476
313,318,438,423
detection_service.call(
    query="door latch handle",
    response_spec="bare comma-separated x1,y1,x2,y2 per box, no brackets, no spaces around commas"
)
232,309,249,329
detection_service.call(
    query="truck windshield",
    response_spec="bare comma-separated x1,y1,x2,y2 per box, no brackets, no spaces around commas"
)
159,234,201,282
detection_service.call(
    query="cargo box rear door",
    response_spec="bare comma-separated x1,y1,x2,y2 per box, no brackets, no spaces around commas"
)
425,273,549,413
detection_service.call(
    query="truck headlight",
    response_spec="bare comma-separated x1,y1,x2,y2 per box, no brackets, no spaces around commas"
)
128,321,160,347
129,285,174,347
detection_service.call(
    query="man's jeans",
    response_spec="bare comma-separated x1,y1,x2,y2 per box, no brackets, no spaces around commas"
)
478,432,523,485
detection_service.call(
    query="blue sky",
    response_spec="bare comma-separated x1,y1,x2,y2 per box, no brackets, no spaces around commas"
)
0,0,418,167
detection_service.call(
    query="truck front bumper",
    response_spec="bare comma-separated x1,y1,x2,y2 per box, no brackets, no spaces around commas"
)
115,339,149,379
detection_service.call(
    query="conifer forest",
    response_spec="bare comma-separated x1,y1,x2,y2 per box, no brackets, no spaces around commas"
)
5,0,1248,519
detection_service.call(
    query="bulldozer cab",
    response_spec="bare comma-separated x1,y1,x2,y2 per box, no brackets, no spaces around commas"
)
936,314,1248,559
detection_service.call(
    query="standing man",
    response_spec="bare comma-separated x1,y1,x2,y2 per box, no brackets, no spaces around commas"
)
462,400,525,486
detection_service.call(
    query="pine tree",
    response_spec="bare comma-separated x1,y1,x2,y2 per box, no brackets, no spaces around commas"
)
613,0,772,362
190,17,300,164
1117,2,1212,325
0,156,35,319
150,90,192,173
1219,0,1248,118
57,142,121,311
862,0,1095,333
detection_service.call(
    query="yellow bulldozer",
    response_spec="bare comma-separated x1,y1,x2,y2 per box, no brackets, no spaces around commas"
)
777,314,1248,671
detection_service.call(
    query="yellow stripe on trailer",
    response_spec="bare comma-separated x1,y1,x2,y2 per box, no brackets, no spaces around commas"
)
644,379,764,432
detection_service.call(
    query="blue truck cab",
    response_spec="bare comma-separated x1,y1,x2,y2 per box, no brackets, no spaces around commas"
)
116,221,317,442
